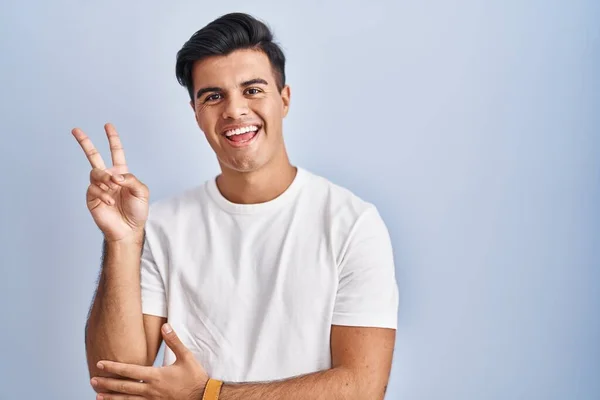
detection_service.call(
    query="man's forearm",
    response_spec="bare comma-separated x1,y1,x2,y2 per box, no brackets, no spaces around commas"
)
85,235,147,378
220,366,384,400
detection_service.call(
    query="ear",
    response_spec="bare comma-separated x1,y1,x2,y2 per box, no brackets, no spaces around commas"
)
281,85,291,118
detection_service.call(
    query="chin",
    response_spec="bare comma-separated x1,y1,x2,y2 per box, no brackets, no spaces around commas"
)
221,157,264,174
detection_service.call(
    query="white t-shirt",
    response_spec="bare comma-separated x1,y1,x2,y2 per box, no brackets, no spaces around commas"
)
140,167,398,383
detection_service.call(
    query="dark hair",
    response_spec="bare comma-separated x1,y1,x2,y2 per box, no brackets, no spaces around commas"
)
175,12,286,101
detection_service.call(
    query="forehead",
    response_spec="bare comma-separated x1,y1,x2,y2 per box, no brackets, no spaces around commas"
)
191,49,275,89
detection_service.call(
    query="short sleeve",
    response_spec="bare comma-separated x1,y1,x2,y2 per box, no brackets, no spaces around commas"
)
140,223,168,318
332,206,399,329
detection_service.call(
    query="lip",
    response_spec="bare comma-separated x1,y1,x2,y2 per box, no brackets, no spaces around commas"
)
220,123,263,136
223,127,261,148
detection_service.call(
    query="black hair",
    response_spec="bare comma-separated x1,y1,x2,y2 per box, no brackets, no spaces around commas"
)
175,12,286,101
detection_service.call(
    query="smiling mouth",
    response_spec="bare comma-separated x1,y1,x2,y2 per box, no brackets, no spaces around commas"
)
223,125,261,144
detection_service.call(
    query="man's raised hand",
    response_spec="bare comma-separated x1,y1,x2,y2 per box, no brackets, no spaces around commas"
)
72,123,149,243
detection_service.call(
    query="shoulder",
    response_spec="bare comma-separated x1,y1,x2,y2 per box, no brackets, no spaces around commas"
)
298,168,390,251
299,167,380,222
145,182,210,229
298,168,392,266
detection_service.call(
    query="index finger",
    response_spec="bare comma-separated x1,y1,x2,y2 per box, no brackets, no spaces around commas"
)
72,128,107,170
105,123,128,169
97,360,153,382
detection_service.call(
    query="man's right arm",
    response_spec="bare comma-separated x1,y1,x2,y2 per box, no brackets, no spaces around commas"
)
84,235,165,379
71,124,164,380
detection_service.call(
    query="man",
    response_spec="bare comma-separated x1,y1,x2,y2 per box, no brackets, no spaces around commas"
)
74,12,398,400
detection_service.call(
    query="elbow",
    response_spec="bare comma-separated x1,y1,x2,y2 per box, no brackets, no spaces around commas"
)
86,352,149,379
86,353,150,394
85,329,149,376
355,384,387,400
85,340,149,379
348,369,388,400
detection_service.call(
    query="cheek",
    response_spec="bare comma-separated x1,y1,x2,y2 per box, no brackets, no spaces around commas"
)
252,98,281,122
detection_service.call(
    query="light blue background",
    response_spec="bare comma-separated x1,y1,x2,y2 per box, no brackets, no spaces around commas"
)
0,1,598,399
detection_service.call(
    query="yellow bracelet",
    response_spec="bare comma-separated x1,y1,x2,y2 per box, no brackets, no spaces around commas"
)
202,378,224,400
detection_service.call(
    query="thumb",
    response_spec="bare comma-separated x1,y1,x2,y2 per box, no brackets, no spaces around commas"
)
111,173,148,198
162,323,191,361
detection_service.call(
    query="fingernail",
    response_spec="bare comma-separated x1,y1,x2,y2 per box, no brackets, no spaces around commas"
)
115,174,124,181
97,395,104,400
163,323,173,334
91,378,98,387
96,362,104,370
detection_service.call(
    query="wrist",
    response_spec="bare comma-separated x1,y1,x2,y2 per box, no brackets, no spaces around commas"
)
201,378,223,400
104,230,145,248
102,232,145,264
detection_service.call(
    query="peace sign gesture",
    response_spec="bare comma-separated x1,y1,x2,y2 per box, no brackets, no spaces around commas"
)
72,123,149,243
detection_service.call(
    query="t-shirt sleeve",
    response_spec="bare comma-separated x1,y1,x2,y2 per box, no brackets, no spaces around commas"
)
332,205,399,329
140,223,168,318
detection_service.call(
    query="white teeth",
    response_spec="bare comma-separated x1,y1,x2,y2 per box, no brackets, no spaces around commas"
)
225,125,259,137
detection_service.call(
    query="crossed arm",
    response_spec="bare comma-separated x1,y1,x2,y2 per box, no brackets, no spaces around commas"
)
85,201,397,398
217,324,396,400
89,314,396,400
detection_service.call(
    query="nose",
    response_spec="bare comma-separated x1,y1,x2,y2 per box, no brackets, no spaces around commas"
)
221,92,249,120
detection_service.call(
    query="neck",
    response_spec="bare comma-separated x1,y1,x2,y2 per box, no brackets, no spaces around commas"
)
216,154,297,205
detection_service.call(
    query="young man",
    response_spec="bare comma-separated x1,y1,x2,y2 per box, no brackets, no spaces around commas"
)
75,12,399,400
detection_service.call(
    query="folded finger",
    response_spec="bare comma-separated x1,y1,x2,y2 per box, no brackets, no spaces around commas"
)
90,168,118,190
87,184,115,206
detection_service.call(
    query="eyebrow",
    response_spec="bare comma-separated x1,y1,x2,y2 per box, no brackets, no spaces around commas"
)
195,78,269,99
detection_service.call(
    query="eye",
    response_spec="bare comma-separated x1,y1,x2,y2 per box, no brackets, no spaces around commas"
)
204,93,222,103
245,87,262,95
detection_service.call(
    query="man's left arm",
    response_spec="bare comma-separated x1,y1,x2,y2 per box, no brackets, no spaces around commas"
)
219,325,395,400
220,205,399,399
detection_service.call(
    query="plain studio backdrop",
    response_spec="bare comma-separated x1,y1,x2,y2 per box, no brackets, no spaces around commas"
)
0,1,598,399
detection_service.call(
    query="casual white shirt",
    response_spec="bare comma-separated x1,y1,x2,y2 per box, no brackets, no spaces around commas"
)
140,167,398,382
